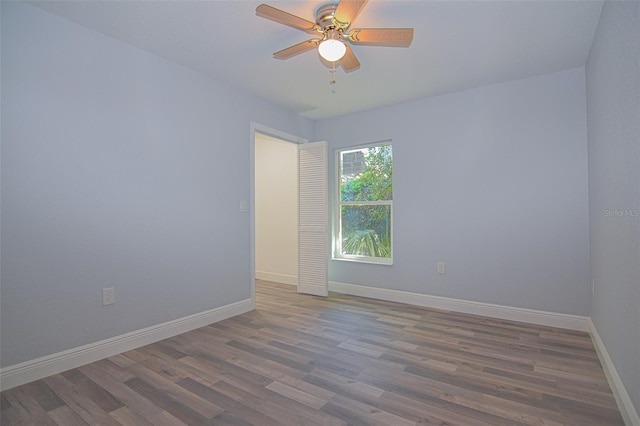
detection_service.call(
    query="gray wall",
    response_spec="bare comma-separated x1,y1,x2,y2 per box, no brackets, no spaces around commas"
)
586,0,640,414
318,68,591,316
0,2,313,367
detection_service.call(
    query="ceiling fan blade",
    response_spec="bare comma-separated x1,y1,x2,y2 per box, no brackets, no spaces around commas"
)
273,39,320,59
334,0,369,25
340,43,360,72
348,28,414,46
256,4,317,33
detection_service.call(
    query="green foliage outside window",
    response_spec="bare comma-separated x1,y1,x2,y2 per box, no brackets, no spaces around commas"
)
339,145,392,259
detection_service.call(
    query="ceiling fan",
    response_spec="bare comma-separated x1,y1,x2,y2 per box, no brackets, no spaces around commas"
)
256,0,414,72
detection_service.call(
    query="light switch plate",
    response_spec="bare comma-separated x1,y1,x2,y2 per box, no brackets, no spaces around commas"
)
102,287,115,305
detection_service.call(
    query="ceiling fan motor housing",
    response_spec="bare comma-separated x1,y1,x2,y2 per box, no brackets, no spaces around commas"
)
316,3,348,33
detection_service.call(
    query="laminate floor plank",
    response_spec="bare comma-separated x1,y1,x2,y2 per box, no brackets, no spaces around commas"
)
1,280,624,425
177,377,282,426
78,362,188,426
60,369,125,413
2,387,58,425
47,405,89,426
126,363,226,419
108,406,155,426
124,376,209,425
43,374,122,426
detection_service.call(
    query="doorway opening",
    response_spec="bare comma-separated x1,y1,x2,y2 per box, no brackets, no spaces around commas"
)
250,124,305,306
254,132,299,286
250,123,328,305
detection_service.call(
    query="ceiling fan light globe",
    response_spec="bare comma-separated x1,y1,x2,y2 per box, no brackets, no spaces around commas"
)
318,39,347,62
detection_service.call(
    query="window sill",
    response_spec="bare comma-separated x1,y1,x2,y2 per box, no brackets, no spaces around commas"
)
332,256,393,266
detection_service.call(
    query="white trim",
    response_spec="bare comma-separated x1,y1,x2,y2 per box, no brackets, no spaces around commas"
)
255,271,297,286
250,122,307,146
332,256,393,266
589,319,640,426
329,281,590,331
0,298,253,391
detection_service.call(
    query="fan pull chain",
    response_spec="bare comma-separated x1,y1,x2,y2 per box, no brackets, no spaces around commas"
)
329,62,337,93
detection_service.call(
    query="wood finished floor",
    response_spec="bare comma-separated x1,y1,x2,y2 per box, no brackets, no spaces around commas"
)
1,280,624,425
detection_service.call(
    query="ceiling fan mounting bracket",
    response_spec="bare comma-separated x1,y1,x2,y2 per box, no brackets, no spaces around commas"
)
345,28,361,42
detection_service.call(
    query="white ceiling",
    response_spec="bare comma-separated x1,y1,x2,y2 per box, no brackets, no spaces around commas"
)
29,0,604,120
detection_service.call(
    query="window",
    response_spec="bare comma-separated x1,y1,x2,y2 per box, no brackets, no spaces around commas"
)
334,143,392,264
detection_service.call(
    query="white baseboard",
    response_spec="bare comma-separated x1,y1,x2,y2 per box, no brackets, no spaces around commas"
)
256,271,297,286
589,320,640,426
329,281,590,331
0,298,253,392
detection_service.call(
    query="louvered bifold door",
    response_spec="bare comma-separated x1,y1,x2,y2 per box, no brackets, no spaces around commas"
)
298,141,328,297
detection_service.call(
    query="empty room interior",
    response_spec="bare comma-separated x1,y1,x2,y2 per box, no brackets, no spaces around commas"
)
1,1,639,425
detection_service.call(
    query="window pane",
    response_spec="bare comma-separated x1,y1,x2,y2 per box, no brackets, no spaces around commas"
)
341,205,391,258
340,145,392,202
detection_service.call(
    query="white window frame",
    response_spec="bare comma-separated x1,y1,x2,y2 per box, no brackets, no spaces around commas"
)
333,142,393,265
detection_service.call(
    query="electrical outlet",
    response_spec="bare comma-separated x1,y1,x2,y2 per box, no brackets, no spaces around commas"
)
102,287,115,306
437,262,446,275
